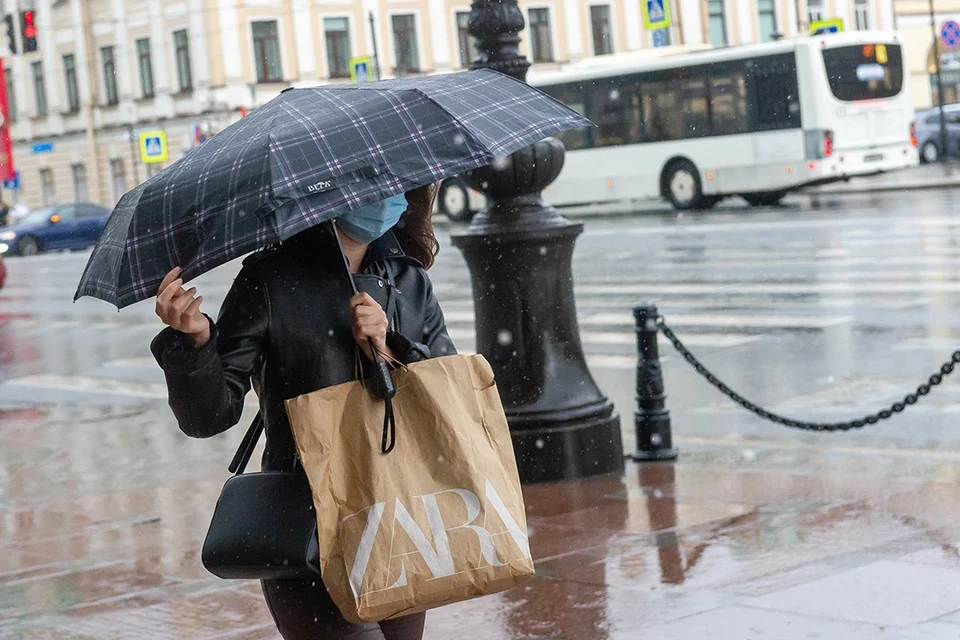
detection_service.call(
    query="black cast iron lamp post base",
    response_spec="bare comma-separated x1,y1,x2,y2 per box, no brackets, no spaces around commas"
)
451,140,624,484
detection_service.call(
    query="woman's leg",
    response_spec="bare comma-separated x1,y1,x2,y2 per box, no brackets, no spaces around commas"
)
378,612,426,640
261,579,384,640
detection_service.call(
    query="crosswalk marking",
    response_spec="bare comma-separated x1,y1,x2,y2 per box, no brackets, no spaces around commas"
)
6,212,960,409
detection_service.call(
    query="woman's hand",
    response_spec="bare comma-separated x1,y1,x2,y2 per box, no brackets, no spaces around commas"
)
156,267,210,348
350,292,392,361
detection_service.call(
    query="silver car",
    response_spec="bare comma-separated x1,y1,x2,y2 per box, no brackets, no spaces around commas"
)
915,104,960,163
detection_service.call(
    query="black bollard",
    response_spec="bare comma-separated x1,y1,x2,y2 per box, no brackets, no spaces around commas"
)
631,304,678,461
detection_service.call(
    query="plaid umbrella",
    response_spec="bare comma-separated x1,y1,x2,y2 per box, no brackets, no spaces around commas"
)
74,70,590,309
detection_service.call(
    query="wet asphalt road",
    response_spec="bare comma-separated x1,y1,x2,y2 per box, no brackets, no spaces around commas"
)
4,189,960,455
8,190,960,638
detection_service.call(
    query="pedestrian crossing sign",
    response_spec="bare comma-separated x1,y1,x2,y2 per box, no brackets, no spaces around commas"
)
350,56,374,83
810,18,844,34
139,131,168,164
642,0,671,30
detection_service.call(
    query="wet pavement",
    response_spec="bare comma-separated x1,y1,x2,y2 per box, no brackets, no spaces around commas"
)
5,190,960,637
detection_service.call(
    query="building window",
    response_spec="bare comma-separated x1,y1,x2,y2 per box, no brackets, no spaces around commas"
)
110,159,127,204
708,0,728,45
174,30,193,92
102,46,118,105
39,168,55,205
456,12,477,68
528,8,554,63
590,6,614,55
63,54,80,113
5,67,16,122
137,38,154,98
323,17,351,79
807,0,824,25
72,164,88,202
31,61,47,117
252,21,283,83
854,0,870,30
757,0,778,42
391,14,420,75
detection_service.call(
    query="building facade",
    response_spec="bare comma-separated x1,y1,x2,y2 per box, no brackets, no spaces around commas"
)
894,0,960,110
2,0,896,209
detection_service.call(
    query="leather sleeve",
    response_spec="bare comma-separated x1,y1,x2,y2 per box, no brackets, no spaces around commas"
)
151,264,267,438
385,274,456,364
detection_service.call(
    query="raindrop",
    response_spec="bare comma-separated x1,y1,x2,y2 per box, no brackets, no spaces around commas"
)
535,438,545,449
481,181,489,190
539,246,547,256
650,433,662,445
742,449,757,461
452,133,466,146
492,155,510,170
497,329,513,346
609,89,620,100
652,489,663,498
437,454,445,462
328,329,334,336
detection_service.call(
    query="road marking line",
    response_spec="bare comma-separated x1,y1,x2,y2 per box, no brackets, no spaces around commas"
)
584,312,852,329
1,374,258,405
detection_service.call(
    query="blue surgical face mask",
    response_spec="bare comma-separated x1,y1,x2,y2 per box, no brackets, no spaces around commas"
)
337,194,407,244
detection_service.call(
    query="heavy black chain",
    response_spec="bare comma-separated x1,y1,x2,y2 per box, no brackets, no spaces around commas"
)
657,317,960,432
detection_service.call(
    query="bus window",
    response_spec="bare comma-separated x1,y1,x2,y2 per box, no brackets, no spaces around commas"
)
822,44,903,102
590,80,644,147
540,82,591,149
642,77,709,141
747,54,800,131
710,72,749,136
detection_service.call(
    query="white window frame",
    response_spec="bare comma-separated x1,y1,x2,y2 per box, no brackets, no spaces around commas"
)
319,13,358,79
246,16,291,84
807,0,825,24
706,0,729,45
71,163,88,202
386,10,426,76
524,4,560,64
853,0,871,30
587,4,618,56
452,9,476,69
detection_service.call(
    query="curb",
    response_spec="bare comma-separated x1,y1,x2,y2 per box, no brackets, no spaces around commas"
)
805,180,960,196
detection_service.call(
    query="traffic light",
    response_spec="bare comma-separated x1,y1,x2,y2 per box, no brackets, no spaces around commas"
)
3,15,15,54
20,10,36,53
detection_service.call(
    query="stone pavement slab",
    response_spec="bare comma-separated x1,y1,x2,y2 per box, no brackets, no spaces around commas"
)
4,406,960,638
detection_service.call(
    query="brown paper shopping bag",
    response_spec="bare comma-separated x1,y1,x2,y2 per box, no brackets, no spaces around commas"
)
285,354,535,624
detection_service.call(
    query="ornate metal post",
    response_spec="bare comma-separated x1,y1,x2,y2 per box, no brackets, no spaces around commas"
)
451,0,623,484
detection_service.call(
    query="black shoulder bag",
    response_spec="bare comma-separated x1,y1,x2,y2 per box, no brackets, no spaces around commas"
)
201,413,321,580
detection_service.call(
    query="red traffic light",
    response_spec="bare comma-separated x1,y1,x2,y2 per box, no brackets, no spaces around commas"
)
20,10,36,52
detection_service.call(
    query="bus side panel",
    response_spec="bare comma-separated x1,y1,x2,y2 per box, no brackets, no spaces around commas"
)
545,145,663,205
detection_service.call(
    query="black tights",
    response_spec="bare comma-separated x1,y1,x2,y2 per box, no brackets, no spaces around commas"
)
262,579,426,640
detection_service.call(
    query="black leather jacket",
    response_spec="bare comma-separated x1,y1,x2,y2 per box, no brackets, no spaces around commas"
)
151,226,456,470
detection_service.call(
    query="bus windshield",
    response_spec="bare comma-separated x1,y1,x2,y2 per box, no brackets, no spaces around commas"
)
822,43,903,102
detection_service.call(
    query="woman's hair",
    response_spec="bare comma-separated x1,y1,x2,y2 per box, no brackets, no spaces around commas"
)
394,183,440,269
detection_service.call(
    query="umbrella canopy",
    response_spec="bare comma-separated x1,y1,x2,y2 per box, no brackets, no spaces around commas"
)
74,70,591,309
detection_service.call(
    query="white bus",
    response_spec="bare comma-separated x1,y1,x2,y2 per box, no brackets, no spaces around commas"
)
436,31,919,217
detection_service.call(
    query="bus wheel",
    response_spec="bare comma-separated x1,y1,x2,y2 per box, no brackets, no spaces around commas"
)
438,178,473,223
663,160,703,210
921,141,940,164
742,192,785,207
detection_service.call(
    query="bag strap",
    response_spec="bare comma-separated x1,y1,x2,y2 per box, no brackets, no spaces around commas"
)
383,260,399,333
228,412,264,475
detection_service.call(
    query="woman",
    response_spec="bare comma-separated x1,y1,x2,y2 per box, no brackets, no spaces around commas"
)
151,184,454,640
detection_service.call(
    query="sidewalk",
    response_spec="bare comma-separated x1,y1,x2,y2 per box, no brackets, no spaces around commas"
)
4,407,960,638
805,162,960,196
